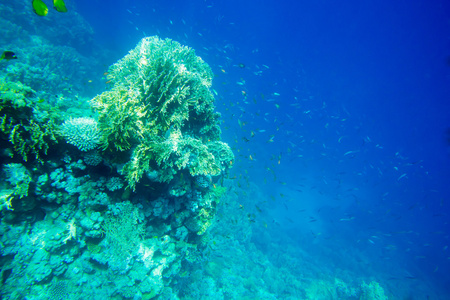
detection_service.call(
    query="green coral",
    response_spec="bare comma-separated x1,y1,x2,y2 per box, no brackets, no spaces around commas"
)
0,77,58,162
91,36,233,189
122,132,223,189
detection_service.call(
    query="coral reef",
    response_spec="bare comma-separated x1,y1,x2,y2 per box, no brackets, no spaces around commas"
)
91,36,232,189
0,3,435,299
0,28,235,299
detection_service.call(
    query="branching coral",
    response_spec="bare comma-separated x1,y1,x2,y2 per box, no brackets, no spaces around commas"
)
0,77,58,162
91,36,233,189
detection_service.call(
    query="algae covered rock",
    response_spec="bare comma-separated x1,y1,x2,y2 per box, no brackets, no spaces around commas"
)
91,36,233,189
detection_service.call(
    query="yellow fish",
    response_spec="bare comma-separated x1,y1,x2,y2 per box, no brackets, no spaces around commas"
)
53,0,68,13
32,0,48,16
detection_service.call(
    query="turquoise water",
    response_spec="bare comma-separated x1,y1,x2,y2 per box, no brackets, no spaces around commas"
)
1,1,449,299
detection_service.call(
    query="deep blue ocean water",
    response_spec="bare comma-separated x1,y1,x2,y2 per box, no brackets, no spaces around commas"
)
1,0,449,299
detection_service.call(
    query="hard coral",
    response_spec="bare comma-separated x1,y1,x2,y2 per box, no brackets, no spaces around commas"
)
0,78,58,162
91,36,233,189
61,117,100,151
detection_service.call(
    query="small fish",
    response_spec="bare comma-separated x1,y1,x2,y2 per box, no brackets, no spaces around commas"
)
164,125,174,139
0,51,17,61
397,173,407,181
32,0,48,16
238,63,245,68
344,150,359,156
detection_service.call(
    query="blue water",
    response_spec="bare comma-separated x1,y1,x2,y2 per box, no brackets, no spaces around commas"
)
1,0,449,299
